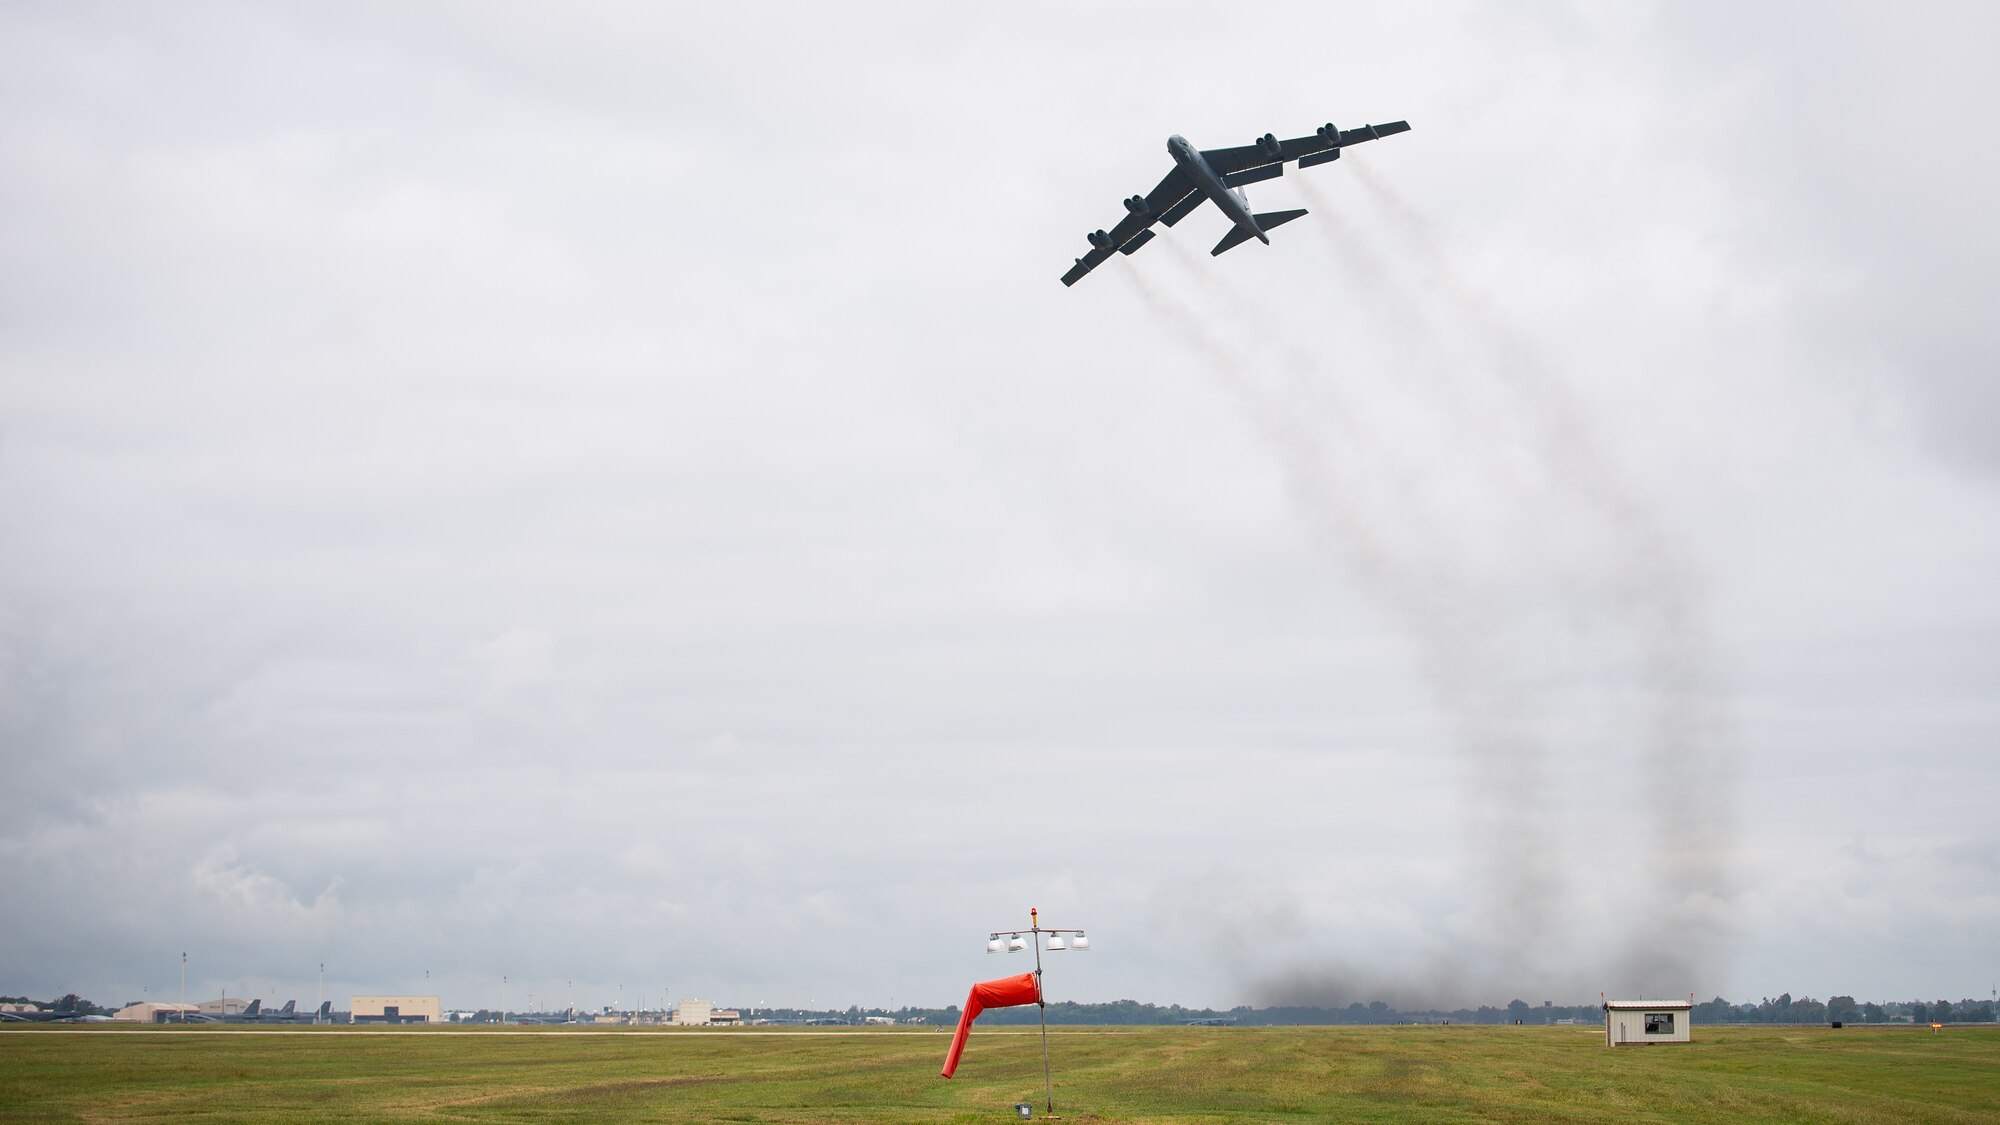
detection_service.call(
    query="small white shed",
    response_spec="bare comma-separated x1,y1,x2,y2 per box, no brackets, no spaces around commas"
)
1603,999,1692,1045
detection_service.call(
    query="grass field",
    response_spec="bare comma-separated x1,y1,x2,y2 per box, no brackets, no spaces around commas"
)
3,1024,1996,1123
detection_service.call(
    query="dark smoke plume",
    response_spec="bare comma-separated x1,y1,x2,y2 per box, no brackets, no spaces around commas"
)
1120,169,1733,1005
1347,163,1735,993
1124,241,1569,998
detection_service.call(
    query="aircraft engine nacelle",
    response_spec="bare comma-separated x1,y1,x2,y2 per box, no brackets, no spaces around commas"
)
1258,132,1282,159
1317,123,1341,146
1088,229,1115,251
1123,194,1150,216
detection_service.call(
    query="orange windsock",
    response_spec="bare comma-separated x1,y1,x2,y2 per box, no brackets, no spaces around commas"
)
939,972,1041,1078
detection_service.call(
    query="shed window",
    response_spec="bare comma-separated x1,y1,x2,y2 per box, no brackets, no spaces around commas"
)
1644,1012,1674,1035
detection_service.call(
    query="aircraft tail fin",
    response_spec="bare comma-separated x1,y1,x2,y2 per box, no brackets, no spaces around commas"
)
317,1001,333,1018
243,1000,261,1017
280,1001,295,1015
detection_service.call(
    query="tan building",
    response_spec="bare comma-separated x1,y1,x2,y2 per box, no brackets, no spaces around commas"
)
197,996,254,1018
112,1002,201,1023
1603,999,1693,1045
672,999,713,1025
351,995,442,1024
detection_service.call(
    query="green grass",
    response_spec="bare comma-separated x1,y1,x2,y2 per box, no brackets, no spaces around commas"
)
2,1024,1996,1122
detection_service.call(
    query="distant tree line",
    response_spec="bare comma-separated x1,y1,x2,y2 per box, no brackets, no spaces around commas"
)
0,994,114,1016
1689,993,1996,1025
819,994,1999,1027
8,991,1994,1026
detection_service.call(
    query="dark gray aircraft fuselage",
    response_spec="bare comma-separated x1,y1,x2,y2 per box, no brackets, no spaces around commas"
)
1167,135,1269,247
1060,116,1410,286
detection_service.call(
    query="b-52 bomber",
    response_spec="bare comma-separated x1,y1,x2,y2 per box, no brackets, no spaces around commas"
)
1060,119,1411,287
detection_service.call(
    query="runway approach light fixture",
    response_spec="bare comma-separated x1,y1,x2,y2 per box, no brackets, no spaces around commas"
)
1045,934,1065,951
987,937,1006,954
1007,934,1027,953
1072,932,1089,951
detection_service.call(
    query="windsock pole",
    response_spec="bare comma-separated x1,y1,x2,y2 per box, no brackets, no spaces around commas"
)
1032,907,1052,1117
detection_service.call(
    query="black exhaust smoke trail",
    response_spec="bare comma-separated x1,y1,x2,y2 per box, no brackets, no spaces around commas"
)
1165,223,1570,995
1345,161,1735,991
1295,175,1578,542
1112,255,1390,582
1121,243,1569,1003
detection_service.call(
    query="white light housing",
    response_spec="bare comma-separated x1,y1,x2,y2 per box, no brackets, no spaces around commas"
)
1007,934,1027,952
1072,932,1089,951
1046,934,1065,951
987,938,1004,954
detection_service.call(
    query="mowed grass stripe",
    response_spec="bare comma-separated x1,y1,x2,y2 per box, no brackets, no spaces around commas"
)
2,1024,1995,1122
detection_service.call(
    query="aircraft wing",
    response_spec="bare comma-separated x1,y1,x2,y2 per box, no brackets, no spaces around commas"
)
1200,120,1413,177
1105,165,1197,246
1061,166,1196,286
1061,245,1116,287
1141,167,1198,227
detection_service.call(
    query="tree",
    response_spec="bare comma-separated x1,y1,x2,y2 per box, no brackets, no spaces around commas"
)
1827,996,1860,1023
1861,1002,1885,1023
1932,1000,1954,1023
1910,1002,1929,1024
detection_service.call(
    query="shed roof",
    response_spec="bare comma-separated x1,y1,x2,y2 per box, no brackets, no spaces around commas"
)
1602,999,1693,1010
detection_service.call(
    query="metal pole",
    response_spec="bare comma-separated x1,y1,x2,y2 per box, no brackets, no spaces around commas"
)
1033,911,1053,1117
180,952,187,1022
318,963,324,1025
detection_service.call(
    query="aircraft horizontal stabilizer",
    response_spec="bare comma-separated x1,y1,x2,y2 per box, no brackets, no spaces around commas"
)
1257,208,1308,232
1212,226,1258,256
1211,209,1309,257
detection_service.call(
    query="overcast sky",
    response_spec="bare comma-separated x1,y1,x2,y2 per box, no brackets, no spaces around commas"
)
4,0,1997,1015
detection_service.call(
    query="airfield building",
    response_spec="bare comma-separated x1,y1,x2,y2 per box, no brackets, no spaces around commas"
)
196,996,255,1018
672,999,713,1026
1603,999,1693,1045
112,1002,201,1022
351,995,442,1024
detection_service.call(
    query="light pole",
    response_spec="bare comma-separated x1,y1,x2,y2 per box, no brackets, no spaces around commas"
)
317,962,324,1026
180,952,187,1023
985,907,1089,1118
